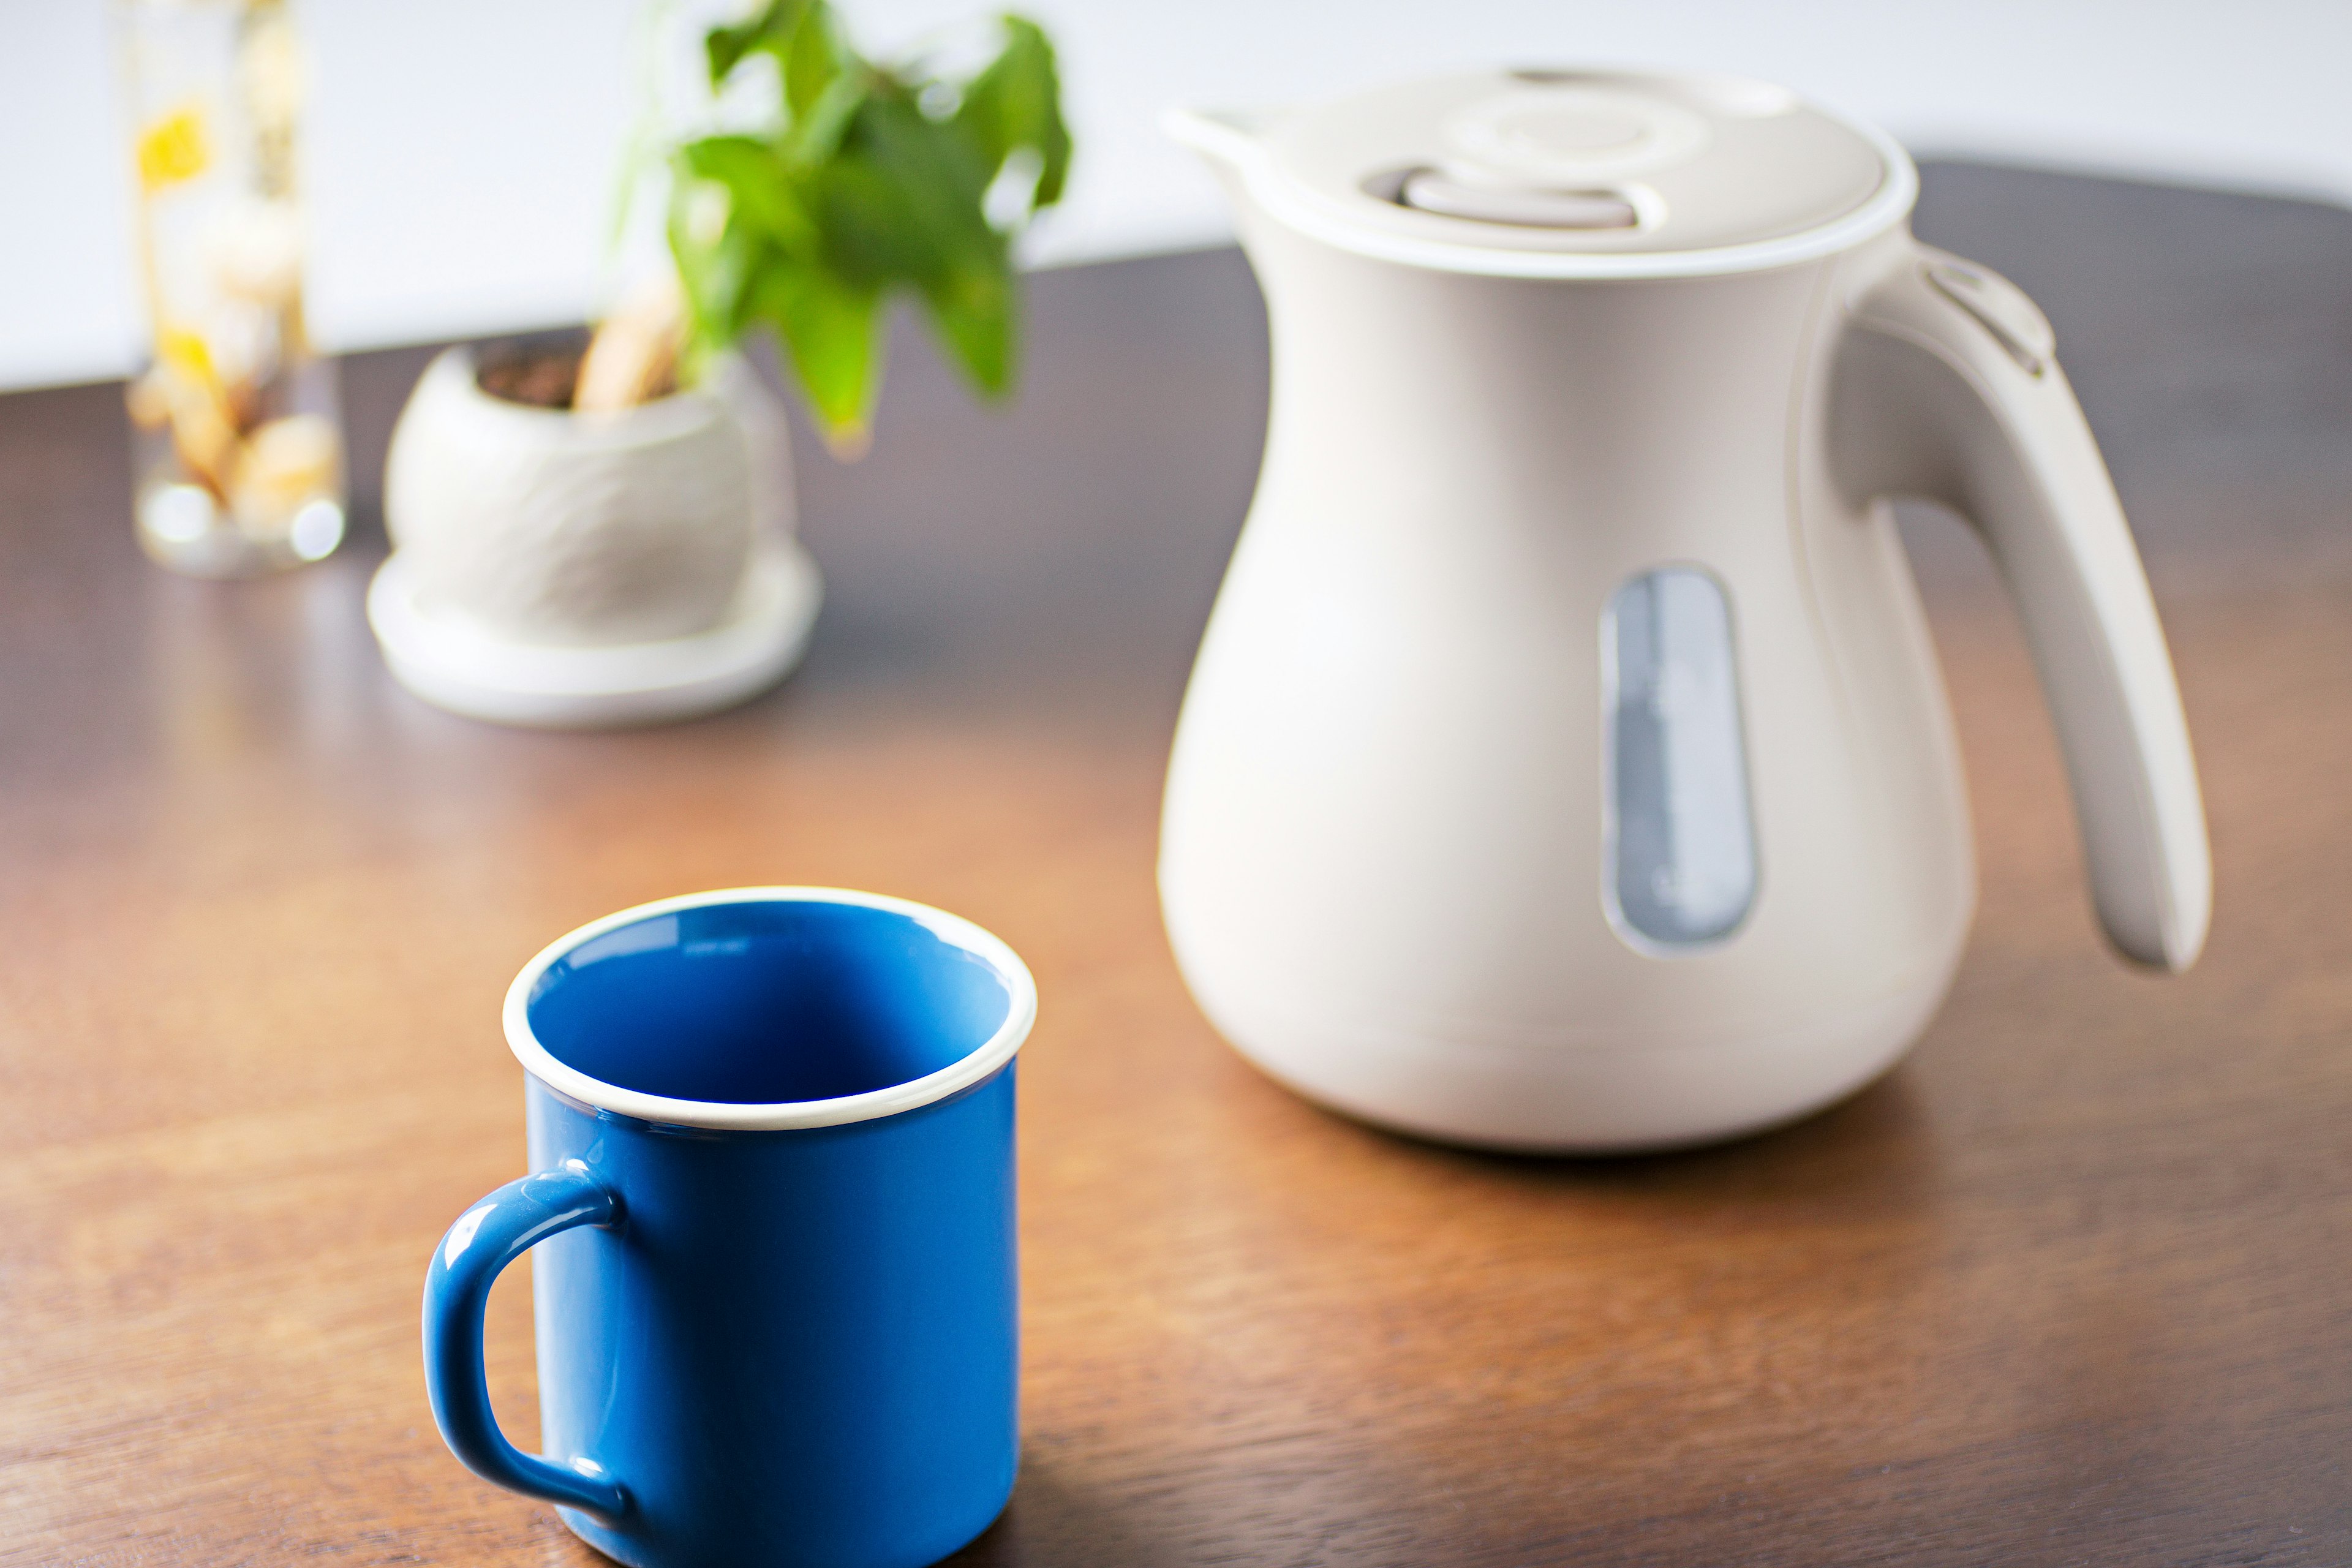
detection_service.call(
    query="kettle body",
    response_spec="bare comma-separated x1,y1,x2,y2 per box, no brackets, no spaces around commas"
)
1159,70,2210,1151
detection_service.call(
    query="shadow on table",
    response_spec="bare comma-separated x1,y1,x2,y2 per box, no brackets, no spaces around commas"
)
941,1455,1182,1568
1346,1060,1943,1220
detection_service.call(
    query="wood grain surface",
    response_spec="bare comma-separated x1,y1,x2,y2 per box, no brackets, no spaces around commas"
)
1,165,2346,1566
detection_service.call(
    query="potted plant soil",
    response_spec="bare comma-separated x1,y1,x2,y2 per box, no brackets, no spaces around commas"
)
369,0,1069,726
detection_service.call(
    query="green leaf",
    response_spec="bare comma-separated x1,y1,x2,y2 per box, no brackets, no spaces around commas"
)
705,0,809,85
811,153,940,285
782,4,844,121
678,135,815,252
813,92,998,286
782,66,870,170
667,164,767,355
921,254,1016,396
755,261,883,450
952,15,1071,210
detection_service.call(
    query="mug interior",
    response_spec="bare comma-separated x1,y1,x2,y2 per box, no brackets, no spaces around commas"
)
524,900,1016,1105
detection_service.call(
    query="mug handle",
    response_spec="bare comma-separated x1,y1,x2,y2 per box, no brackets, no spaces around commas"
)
422,1161,630,1523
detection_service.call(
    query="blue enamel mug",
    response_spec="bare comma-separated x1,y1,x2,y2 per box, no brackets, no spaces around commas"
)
423,888,1036,1568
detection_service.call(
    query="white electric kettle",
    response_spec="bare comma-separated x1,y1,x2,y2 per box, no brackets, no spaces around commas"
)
1158,69,2211,1152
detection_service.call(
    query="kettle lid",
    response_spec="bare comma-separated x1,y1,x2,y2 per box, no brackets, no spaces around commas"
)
1183,69,1916,279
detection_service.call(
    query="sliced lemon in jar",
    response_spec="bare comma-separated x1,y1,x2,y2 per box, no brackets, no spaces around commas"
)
137,102,211,190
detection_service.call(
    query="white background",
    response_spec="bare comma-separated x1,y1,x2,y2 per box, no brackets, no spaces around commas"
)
4,0,2348,391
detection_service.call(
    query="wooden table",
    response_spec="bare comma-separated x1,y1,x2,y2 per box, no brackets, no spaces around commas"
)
2,164,2347,1566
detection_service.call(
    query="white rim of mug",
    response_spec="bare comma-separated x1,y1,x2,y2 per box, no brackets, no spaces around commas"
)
503,886,1039,1131
1166,95,1921,280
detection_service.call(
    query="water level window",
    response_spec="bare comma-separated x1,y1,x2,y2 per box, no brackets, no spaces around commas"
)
1604,567,1758,949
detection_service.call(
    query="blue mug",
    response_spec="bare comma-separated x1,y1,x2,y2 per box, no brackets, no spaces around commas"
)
423,888,1036,1568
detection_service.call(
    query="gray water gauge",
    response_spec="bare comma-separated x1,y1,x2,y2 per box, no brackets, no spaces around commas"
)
1603,567,1758,949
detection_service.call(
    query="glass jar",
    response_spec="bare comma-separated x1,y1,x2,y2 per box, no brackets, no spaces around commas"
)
118,0,344,576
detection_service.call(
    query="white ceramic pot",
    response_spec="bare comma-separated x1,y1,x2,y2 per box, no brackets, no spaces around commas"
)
370,348,821,728
385,347,773,647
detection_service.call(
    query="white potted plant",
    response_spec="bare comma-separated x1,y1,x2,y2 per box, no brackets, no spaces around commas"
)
369,0,1069,726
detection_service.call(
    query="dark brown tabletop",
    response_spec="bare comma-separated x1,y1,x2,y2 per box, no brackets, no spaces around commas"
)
1,162,2348,1566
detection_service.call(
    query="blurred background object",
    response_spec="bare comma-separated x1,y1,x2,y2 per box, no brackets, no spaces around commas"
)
5,0,2348,395
361,1,1069,728
116,0,344,576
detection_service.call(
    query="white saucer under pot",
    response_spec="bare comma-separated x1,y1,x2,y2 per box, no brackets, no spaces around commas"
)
367,537,821,729
371,345,819,728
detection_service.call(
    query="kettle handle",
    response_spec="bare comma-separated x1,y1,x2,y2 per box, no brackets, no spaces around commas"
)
1830,240,2211,970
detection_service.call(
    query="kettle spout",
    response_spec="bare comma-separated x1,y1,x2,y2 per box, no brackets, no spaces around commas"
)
1162,105,1282,172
